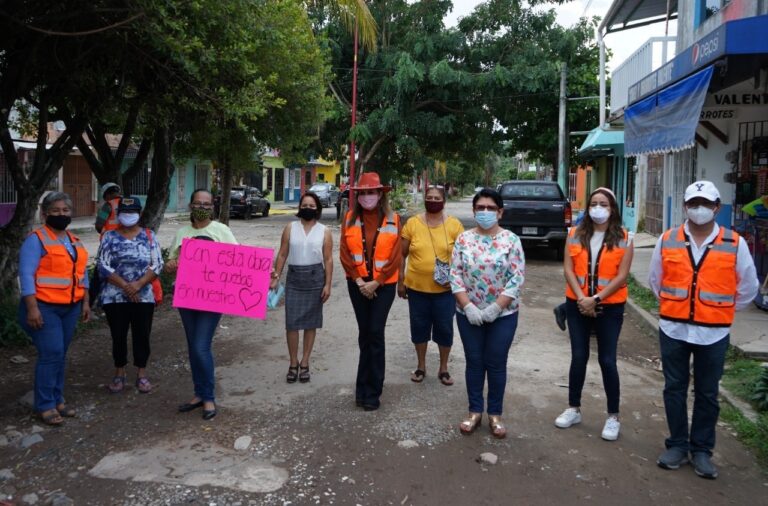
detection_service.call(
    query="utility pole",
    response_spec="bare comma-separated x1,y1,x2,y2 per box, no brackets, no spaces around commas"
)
557,62,568,198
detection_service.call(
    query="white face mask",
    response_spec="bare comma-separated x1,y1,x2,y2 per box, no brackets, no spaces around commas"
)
118,213,140,227
589,206,610,224
686,206,715,225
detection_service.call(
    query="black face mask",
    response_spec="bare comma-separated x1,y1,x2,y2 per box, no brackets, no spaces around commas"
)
297,207,318,221
46,215,71,231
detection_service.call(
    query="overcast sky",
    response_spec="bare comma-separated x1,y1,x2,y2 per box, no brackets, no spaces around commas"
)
444,0,678,73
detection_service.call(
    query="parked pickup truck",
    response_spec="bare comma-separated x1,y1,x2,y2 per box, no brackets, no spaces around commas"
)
497,180,572,260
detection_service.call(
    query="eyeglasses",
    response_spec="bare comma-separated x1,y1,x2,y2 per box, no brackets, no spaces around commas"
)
475,205,499,212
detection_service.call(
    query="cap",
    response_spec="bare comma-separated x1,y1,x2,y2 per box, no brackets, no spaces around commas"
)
684,181,720,202
101,182,121,199
117,196,142,213
351,172,391,192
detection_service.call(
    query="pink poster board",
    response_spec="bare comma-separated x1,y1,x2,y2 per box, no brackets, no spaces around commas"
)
173,238,273,320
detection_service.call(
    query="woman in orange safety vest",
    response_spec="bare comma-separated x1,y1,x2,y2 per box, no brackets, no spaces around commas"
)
339,172,402,412
18,192,91,426
554,187,633,442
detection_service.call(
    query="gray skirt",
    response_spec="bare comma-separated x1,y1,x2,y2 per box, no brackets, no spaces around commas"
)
285,263,325,330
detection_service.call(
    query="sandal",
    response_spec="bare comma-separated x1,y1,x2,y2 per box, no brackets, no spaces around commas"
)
410,369,426,383
299,365,310,383
438,371,454,386
459,412,482,435
136,377,152,393
108,375,126,393
40,409,64,426
55,404,76,417
286,366,299,383
489,415,507,439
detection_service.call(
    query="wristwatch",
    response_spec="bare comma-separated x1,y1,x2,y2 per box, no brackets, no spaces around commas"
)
594,295,602,304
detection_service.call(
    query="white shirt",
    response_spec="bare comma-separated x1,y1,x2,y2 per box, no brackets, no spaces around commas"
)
648,221,759,345
287,221,326,266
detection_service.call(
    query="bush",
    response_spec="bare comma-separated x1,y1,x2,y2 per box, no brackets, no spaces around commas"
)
752,368,768,412
0,297,31,347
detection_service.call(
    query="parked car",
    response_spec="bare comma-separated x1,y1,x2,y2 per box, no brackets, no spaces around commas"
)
497,180,571,260
335,188,349,220
215,186,270,219
309,182,340,208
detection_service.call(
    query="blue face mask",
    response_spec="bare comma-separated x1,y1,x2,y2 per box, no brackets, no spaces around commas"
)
475,210,498,230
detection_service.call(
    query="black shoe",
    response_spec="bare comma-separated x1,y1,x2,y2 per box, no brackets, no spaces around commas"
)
178,400,204,413
202,409,217,420
553,304,567,331
362,404,379,412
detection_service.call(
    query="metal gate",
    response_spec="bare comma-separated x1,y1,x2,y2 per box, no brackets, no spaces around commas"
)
644,155,664,236
668,148,697,227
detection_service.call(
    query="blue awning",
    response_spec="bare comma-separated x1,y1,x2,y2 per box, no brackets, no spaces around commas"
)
624,65,713,157
578,127,625,158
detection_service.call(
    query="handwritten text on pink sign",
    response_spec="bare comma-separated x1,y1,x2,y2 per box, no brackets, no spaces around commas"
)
173,238,273,319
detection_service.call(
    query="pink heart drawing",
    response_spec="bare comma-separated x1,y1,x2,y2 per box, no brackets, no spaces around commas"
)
238,288,263,311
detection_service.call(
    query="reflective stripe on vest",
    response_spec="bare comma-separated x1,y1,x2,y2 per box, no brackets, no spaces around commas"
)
659,225,739,327
32,226,88,304
565,227,628,304
344,210,400,284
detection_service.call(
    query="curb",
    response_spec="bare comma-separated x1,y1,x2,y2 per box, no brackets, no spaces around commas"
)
626,295,762,425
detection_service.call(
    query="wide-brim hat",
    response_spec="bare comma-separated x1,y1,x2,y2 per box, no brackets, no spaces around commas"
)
351,172,391,192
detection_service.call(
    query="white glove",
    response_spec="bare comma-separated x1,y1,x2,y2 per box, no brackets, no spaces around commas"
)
463,303,484,326
481,302,502,323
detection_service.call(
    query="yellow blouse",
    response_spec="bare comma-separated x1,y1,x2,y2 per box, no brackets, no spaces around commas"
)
402,214,464,293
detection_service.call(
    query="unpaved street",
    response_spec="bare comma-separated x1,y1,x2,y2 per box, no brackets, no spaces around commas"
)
1,200,766,505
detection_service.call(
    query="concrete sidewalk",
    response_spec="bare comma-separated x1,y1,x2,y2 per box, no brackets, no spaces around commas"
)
629,232,768,359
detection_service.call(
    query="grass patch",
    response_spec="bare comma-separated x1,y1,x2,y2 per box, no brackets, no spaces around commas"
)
719,404,768,468
722,356,765,401
627,274,659,313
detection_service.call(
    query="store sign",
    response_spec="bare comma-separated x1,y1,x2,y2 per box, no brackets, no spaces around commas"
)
712,93,768,105
700,108,737,120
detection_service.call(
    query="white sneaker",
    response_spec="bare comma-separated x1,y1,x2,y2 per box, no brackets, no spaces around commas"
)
555,408,582,428
601,416,620,441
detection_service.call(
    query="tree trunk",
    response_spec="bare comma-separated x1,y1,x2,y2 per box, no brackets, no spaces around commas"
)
219,152,233,226
141,126,175,232
0,114,87,296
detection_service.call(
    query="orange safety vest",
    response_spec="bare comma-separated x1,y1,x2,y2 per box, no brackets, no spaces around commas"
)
344,210,400,284
565,227,629,304
33,226,88,304
102,198,120,235
659,225,739,327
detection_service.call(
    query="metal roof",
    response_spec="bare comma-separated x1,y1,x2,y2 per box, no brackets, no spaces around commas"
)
600,0,678,34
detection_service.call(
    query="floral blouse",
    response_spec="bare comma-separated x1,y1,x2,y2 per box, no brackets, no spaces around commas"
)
450,229,525,316
98,229,164,305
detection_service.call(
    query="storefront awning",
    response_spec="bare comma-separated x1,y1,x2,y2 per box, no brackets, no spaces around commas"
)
578,127,625,158
624,65,713,157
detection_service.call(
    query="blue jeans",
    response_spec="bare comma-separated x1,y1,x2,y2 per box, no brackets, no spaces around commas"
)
565,300,624,414
406,289,455,347
659,330,729,456
456,311,519,415
347,280,396,408
18,301,81,412
178,308,222,402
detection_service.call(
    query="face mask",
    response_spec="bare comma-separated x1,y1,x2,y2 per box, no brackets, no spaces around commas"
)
475,210,498,230
297,207,318,221
46,215,71,231
425,200,445,214
118,213,140,227
358,194,380,210
589,206,610,224
686,206,715,225
191,207,212,222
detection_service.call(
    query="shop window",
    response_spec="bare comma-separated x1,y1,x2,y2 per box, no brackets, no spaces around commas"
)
697,0,732,26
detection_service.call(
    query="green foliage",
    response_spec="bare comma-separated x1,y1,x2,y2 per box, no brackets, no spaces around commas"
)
719,403,768,468
752,368,768,412
627,274,659,313
723,355,766,403
0,297,30,347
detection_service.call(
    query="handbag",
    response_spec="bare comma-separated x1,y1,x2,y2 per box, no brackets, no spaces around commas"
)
427,217,451,286
146,228,163,304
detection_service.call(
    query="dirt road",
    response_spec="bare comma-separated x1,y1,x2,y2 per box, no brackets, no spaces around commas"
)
1,200,765,505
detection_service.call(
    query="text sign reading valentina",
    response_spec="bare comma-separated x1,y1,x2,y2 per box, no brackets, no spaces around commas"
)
173,238,273,319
